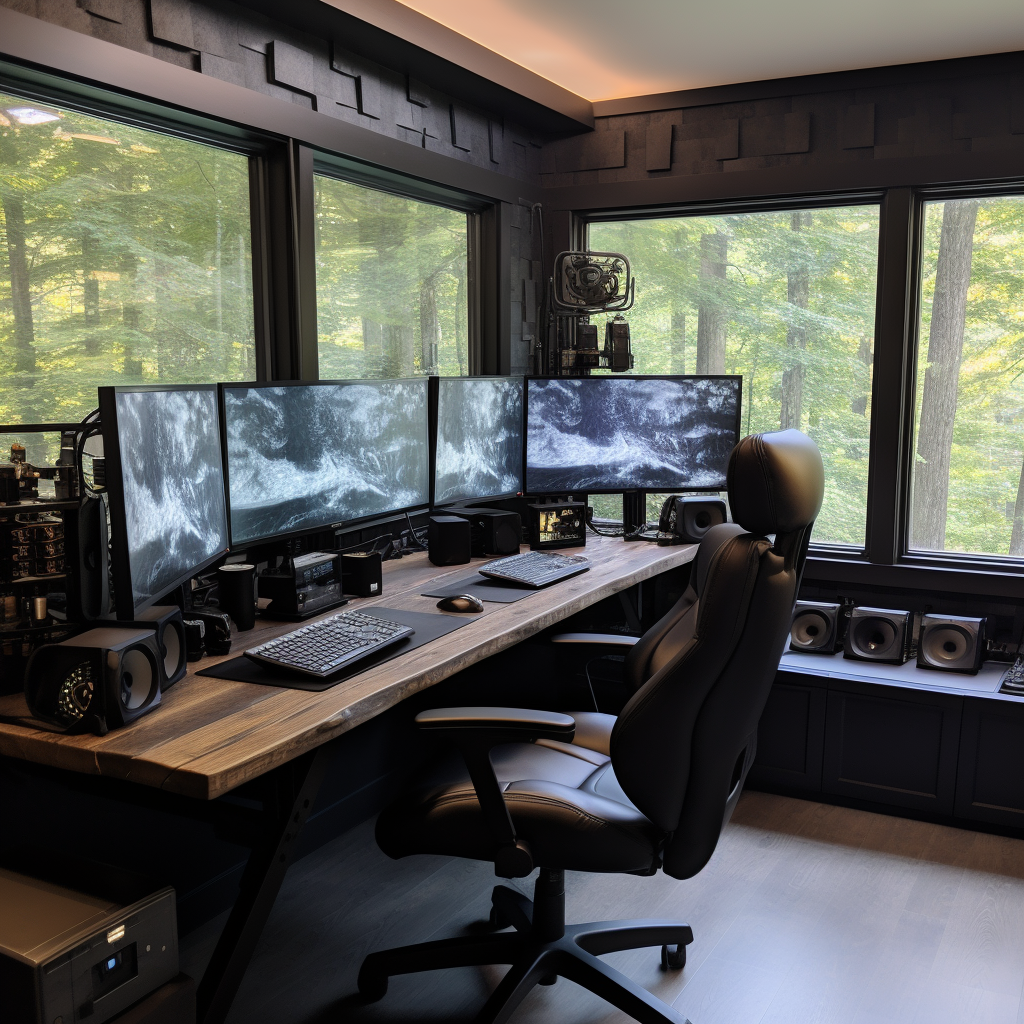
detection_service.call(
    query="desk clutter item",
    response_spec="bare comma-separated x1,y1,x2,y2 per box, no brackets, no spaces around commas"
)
421,573,533,604
442,507,521,556
790,601,843,654
528,502,586,551
244,608,414,679
24,627,166,735
341,550,382,597
917,613,986,674
428,515,471,566
479,550,589,588
0,864,178,1024
199,608,471,691
258,551,344,620
217,563,256,630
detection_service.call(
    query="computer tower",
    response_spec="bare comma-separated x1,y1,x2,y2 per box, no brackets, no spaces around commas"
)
443,507,521,556
0,866,178,1024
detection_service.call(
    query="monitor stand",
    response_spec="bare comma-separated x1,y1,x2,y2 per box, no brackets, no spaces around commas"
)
622,491,645,540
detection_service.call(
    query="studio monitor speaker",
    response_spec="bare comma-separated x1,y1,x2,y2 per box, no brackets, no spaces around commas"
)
843,607,911,664
25,627,163,735
428,515,471,566
659,496,727,543
118,605,187,688
790,601,843,654
917,614,986,674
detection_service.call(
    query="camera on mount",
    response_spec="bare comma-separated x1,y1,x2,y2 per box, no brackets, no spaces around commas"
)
550,251,636,375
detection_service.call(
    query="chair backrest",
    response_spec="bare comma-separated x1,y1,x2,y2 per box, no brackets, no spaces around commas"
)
610,429,824,880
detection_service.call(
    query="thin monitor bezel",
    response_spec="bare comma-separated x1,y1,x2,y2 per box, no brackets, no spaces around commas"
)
219,376,432,548
430,374,525,508
98,383,230,621
522,374,744,496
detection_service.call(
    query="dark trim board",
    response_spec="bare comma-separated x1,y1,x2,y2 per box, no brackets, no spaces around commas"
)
0,6,541,207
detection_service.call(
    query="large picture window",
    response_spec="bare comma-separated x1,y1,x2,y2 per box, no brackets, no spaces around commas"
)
314,175,469,379
0,90,255,452
909,196,1024,560
588,205,881,546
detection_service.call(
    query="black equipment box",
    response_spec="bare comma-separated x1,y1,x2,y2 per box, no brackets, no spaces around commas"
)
443,507,521,556
0,866,178,1024
529,503,587,551
340,551,383,597
258,551,344,620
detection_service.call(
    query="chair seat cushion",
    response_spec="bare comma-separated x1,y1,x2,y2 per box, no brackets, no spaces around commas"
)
376,731,662,874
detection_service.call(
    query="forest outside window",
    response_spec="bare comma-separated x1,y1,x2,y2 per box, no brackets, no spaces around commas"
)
588,205,881,547
0,90,255,458
314,175,469,379
909,195,1024,560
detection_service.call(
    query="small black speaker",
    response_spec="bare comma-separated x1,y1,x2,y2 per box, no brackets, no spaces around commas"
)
844,607,911,664
428,515,471,566
659,496,727,543
790,601,843,654
445,508,521,556
77,493,109,619
917,614,986,674
119,605,188,688
341,551,383,597
25,627,163,735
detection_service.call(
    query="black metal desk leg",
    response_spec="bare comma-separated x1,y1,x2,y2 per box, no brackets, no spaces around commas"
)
197,746,331,1024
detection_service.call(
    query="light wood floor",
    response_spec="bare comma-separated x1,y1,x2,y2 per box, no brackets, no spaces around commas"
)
179,791,1024,1024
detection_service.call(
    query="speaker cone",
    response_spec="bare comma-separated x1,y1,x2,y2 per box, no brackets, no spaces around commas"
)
161,623,184,679
924,626,969,663
792,610,831,650
119,647,155,710
853,619,897,657
844,607,910,664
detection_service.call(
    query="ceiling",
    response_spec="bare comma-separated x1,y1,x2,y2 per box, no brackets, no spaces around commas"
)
390,0,1024,102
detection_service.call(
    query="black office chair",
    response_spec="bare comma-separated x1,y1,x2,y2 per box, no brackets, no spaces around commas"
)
358,428,825,1024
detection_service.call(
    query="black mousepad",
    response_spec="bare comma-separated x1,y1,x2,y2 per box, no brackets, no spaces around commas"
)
422,573,532,604
196,608,472,692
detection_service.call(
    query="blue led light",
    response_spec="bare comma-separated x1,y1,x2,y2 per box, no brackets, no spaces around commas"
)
107,957,116,970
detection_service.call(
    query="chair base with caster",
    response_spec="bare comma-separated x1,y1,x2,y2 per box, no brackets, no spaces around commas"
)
358,867,694,1024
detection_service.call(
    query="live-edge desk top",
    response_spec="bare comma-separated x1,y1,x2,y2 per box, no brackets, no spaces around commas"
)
0,537,695,801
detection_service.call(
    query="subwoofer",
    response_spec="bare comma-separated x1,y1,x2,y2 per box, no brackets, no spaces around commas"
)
24,627,163,735
917,614,986,674
790,601,843,654
658,496,727,543
843,607,910,664
111,605,187,688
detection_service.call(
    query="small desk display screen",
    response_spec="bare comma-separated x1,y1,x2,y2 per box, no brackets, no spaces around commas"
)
525,376,741,494
434,377,523,505
223,379,430,546
114,388,229,613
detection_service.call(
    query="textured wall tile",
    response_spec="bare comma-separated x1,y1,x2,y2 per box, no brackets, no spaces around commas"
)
450,104,471,151
645,122,672,171
783,110,810,153
87,11,125,42
79,0,123,23
841,103,875,148
489,120,502,164
199,50,245,86
1011,74,1024,134
190,2,236,60
407,77,429,106
149,0,193,48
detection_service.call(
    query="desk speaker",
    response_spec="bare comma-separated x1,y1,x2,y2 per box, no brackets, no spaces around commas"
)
658,496,727,543
843,607,910,664
917,614,986,674
790,601,843,654
25,627,163,735
113,605,187,688
428,516,471,566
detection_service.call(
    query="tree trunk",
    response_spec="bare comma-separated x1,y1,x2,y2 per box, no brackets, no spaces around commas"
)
670,308,685,374
851,337,871,416
1010,456,1024,556
780,212,811,430
696,232,727,374
362,318,383,377
419,275,440,374
1,191,36,373
911,199,979,551
455,267,467,375
381,323,414,378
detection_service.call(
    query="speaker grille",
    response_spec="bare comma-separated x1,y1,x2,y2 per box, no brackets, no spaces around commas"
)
844,607,909,664
791,610,832,650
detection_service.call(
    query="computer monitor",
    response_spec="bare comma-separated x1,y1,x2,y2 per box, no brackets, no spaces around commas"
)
98,384,230,620
221,378,430,547
524,375,743,494
433,376,524,506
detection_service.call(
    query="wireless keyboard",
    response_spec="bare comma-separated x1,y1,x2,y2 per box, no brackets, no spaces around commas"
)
479,551,590,589
244,609,413,679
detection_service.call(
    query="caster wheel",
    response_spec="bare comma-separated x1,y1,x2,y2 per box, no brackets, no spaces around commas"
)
661,943,686,970
357,967,389,1002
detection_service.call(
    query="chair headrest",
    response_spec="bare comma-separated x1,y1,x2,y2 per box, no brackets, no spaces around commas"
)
726,429,824,536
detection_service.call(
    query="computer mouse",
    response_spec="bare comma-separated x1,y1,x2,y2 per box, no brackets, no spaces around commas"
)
436,594,485,614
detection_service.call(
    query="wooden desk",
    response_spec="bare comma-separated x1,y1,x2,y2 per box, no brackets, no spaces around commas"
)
0,535,695,1023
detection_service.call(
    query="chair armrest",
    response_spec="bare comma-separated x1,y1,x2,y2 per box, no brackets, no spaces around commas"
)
415,707,575,878
549,632,641,647
415,707,575,743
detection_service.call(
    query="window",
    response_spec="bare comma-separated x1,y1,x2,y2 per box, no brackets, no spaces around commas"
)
0,90,255,461
588,205,881,546
314,175,469,379
909,196,1024,560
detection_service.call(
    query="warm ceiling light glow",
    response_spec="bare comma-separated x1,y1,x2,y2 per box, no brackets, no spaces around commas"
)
6,107,61,125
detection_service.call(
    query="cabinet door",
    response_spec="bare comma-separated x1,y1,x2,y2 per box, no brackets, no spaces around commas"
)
955,698,1024,827
749,672,826,793
823,682,962,815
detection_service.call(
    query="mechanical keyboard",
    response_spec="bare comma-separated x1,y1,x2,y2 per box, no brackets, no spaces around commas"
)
479,551,590,589
244,609,414,679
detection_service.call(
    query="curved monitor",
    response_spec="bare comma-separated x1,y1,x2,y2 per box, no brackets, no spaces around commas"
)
525,375,742,495
434,376,523,506
99,384,229,619
222,378,430,547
